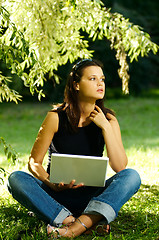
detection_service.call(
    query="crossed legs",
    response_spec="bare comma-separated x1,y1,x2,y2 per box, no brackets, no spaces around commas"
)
8,169,141,238
47,214,108,238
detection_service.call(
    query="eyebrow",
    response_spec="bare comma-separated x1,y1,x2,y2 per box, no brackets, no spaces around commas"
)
88,74,105,78
90,74,105,77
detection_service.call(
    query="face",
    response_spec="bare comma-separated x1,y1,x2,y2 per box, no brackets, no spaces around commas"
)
75,66,105,102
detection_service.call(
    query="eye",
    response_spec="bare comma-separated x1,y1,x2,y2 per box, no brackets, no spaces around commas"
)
101,77,105,82
90,77,96,81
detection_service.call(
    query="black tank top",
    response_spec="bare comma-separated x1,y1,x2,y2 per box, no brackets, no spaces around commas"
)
47,110,105,174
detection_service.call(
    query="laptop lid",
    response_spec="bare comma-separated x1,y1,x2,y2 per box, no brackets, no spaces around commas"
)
50,153,109,187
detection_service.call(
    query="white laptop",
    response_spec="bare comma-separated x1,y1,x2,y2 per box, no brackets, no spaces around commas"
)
50,153,109,187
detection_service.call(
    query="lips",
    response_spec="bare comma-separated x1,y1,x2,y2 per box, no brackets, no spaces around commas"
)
97,89,104,92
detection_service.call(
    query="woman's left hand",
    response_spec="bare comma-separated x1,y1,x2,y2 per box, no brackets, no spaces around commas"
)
89,106,128,172
89,105,109,130
51,180,84,192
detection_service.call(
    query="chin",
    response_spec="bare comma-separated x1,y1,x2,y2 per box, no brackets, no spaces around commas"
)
96,95,105,100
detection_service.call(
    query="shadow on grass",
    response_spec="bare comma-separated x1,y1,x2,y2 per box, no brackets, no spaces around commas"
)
0,184,159,240
110,184,159,240
0,201,48,240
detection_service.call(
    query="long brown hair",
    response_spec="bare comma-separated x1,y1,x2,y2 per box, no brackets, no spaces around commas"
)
52,59,115,130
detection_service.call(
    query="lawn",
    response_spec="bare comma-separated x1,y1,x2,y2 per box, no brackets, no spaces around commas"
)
0,97,159,240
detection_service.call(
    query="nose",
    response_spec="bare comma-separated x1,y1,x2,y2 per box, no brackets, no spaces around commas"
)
97,78,104,85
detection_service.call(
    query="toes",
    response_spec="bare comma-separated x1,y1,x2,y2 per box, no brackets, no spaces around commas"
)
62,216,75,226
47,224,56,235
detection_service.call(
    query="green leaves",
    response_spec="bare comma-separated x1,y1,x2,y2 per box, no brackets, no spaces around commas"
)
0,0,158,99
0,72,22,103
0,137,18,164
0,167,6,184
0,137,18,184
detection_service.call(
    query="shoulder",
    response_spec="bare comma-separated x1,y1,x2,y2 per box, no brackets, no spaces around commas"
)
106,112,117,122
42,111,59,133
46,111,59,121
106,113,120,129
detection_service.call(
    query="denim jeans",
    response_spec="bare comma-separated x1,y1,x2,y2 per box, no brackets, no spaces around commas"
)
8,168,141,227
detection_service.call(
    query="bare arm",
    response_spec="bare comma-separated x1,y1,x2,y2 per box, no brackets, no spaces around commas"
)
28,111,84,191
28,111,59,182
89,105,128,172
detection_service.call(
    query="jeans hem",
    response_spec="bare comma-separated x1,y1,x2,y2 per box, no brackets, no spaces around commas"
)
83,200,116,224
53,208,72,227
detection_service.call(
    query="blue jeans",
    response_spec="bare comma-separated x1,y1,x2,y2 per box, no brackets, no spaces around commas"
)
8,168,141,227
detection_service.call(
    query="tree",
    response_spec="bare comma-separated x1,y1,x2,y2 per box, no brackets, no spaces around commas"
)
0,0,158,100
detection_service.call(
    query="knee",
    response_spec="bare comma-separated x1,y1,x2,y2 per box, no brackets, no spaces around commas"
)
8,171,26,193
8,171,23,184
121,168,141,192
123,168,141,191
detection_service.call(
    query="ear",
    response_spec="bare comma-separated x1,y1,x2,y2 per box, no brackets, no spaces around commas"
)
73,81,80,91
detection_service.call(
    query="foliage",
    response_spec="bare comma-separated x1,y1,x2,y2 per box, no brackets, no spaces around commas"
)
108,0,159,94
0,5,45,100
0,137,18,184
0,71,22,103
0,167,6,184
0,0,158,102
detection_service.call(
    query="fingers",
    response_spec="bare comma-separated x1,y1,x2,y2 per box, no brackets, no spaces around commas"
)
67,180,84,189
90,109,98,117
106,112,116,120
58,182,64,187
68,179,76,188
53,180,84,191
52,182,64,191
58,180,75,190
90,105,102,116
95,105,102,112
89,112,97,118
89,106,100,119
72,183,84,189
68,180,84,188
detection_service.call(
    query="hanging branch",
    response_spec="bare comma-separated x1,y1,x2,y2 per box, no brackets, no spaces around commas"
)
0,0,158,100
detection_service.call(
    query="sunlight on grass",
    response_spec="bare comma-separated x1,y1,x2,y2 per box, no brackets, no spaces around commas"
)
127,147,159,185
106,146,159,185
0,99,159,240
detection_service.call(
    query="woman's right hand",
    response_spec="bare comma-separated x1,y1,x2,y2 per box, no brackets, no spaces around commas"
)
44,179,84,192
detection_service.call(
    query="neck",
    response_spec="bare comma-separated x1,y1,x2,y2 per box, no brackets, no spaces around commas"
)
79,101,95,117
78,101,95,127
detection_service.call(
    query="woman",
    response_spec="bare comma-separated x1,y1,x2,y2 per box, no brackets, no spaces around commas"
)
8,59,141,238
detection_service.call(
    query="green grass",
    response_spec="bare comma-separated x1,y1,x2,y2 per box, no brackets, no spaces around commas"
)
0,98,159,239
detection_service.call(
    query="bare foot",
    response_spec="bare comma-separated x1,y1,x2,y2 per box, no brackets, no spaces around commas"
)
47,218,87,238
62,215,75,226
47,216,76,239
47,224,69,238
47,214,106,238
84,223,110,235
